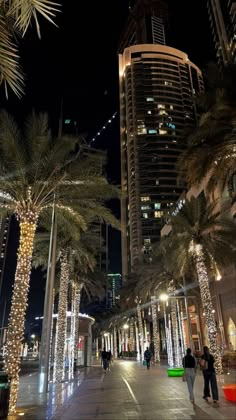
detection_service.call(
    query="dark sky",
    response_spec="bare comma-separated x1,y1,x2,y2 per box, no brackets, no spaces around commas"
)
0,0,214,328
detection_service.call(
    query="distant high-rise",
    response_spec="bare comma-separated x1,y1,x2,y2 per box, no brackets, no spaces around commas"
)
119,1,204,276
207,0,236,66
119,0,168,52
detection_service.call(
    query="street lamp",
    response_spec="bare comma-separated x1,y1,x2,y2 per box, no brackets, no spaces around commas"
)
123,324,129,330
31,334,35,339
159,293,169,302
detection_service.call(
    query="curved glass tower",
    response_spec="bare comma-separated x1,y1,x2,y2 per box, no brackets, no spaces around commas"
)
119,44,203,275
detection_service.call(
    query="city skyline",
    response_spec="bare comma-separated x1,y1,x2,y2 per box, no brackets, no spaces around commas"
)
0,0,218,326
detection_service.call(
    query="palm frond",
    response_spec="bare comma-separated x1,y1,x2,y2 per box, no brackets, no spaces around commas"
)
8,0,60,37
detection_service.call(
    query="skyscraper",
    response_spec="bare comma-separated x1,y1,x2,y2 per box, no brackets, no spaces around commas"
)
207,0,236,66
119,2,203,276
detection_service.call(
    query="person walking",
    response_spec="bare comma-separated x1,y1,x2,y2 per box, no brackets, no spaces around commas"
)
101,348,108,372
107,350,112,370
182,348,197,406
200,346,219,403
144,347,152,370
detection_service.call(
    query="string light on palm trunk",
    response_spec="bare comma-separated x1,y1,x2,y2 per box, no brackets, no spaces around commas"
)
5,208,38,414
193,243,222,374
151,297,160,363
53,252,70,383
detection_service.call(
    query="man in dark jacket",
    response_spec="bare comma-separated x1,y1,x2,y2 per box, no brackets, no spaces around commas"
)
201,346,219,403
144,347,152,370
101,348,108,372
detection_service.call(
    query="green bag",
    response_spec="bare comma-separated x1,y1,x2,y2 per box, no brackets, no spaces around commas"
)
143,360,147,366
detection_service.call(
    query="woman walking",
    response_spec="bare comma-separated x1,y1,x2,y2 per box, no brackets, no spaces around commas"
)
183,348,197,406
200,346,219,403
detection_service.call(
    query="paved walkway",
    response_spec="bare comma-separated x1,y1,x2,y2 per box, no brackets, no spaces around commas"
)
12,361,236,419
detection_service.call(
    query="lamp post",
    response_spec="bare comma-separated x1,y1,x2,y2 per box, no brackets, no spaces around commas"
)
39,200,57,393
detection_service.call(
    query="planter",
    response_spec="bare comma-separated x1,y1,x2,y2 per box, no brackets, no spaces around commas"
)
222,384,236,402
167,367,184,377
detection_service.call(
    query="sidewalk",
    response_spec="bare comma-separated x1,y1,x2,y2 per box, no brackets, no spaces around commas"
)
11,361,236,419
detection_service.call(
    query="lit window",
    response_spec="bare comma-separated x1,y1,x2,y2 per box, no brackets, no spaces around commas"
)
159,110,167,116
167,123,176,129
147,110,152,114
146,97,154,102
141,205,150,210
137,127,147,135
154,211,163,218
141,196,150,202
157,104,165,109
170,105,173,110
144,238,151,245
159,129,167,135
154,203,161,209
164,81,172,86
148,129,157,134
156,180,159,185
143,213,148,219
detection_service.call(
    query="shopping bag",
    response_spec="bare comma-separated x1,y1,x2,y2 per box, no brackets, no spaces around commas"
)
143,360,147,366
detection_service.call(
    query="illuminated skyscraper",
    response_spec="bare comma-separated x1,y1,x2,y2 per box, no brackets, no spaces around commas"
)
119,2,203,276
207,0,236,66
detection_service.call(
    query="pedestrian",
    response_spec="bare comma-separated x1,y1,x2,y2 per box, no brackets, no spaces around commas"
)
200,346,219,403
101,348,108,372
144,347,152,370
182,348,197,406
107,349,112,370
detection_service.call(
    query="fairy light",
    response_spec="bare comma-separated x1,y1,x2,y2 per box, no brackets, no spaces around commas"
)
193,243,222,374
129,323,135,352
89,112,118,144
48,289,55,382
5,205,38,415
170,298,182,367
68,285,75,381
177,300,185,357
164,309,174,367
136,302,145,357
73,283,82,360
53,252,70,383
151,297,160,362
135,321,141,361
113,327,118,358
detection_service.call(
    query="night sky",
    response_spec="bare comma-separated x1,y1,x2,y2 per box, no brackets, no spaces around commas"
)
0,0,214,331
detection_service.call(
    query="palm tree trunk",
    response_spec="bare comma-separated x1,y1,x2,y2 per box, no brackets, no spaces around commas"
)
53,250,70,382
137,303,144,359
73,282,83,363
170,298,182,367
194,244,222,373
5,214,38,414
68,284,75,380
151,297,160,363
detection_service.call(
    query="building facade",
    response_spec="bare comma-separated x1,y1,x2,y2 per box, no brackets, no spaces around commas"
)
119,44,203,275
207,0,236,65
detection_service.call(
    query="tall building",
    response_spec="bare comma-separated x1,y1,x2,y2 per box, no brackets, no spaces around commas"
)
207,0,236,66
106,273,122,308
119,2,204,276
119,0,168,52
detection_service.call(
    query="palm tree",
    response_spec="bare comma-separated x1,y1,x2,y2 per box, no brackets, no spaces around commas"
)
163,195,236,373
0,112,119,413
178,64,236,193
33,226,105,383
0,0,59,97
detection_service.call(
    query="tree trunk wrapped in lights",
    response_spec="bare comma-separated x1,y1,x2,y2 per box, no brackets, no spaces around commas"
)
151,297,160,362
68,285,75,380
48,288,55,382
193,244,222,374
53,250,70,383
5,209,38,414
164,310,174,367
113,327,117,358
177,300,186,357
129,323,135,352
73,282,83,361
170,298,182,367
136,303,145,358
135,322,140,360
